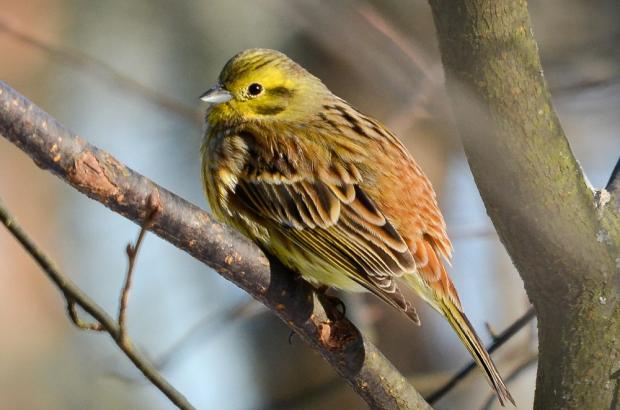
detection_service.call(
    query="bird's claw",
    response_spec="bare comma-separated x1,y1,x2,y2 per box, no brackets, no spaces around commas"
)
317,291,347,321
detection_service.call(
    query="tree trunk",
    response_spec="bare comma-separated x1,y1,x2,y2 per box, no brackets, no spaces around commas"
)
427,1,620,409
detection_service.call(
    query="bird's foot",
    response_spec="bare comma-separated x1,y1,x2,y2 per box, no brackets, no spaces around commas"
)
316,286,346,321
288,329,297,345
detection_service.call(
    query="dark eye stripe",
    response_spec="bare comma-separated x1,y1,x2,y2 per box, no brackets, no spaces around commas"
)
268,87,294,98
255,105,286,115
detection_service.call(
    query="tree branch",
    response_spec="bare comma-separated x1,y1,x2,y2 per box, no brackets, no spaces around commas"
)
0,198,194,409
426,307,535,404
118,196,160,342
0,81,431,409
427,1,620,408
482,354,538,410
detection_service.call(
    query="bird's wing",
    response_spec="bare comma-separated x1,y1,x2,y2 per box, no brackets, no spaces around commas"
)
230,164,421,324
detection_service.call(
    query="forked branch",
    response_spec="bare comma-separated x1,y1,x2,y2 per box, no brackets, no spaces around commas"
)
0,199,194,409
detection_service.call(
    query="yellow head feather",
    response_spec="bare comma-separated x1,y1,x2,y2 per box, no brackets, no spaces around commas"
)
207,48,329,123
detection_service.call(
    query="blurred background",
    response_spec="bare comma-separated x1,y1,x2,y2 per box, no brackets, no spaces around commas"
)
1,0,619,409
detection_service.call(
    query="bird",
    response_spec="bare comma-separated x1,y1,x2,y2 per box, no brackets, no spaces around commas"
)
200,48,514,405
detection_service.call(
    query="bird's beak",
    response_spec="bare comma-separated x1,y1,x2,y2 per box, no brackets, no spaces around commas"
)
199,84,233,104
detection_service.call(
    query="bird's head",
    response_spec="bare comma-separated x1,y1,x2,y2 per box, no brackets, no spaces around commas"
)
201,48,329,123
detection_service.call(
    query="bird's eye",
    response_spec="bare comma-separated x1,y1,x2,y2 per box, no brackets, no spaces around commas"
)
248,83,263,96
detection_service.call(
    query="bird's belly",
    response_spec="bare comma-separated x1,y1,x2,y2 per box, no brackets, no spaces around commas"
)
267,233,366,292
221,206,365,292
299,262,366,292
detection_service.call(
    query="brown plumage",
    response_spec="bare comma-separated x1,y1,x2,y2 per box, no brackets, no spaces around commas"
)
201,48,514,405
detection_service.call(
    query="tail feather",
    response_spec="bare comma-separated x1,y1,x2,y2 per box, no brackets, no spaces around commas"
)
441,301,515,406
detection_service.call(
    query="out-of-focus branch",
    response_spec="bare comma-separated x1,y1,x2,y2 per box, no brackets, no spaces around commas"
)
481,353,538,410
66,300,104,331
0,199,194,410
0,16,200,125
263,306,536,408
354,3,445,133
153,299,263,372
0,81,430,409
449,226,496,240
110,299,263,383
426,307,535,404
356,3,437,81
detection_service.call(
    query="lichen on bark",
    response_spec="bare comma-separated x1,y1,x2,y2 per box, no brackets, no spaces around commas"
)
428,1,620,408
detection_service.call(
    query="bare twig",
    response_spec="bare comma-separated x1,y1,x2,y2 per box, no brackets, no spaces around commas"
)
356,2,445,132
66,299,104,331
118,195,161,342
0,198,195,410
0,81,431,409
110,300,263,384
387,74,442,132
356,3,436,80
153,299,262,371
481,354,538,410
484,322,499,341
426,307,536,404
0,16,200,125
551,72,620,98
449,226,496,241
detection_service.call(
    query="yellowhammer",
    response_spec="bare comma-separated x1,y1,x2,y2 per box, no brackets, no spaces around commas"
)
200,48,514,405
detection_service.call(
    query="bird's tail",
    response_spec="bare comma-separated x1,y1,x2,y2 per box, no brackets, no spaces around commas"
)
440,299,515,406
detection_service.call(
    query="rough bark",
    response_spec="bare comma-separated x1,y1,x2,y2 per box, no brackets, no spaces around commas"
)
0,81,431,410
427,1,620,409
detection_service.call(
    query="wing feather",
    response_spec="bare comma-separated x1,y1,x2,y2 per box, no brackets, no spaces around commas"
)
231,170,421,324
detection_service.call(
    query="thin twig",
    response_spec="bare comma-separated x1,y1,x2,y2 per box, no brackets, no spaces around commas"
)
356,3,436,80
481,354,538,410
114,298,263,384
153,299,262,371
551,73,620,98
426,307,536,404
356,2,446,133
118,195,161,342
0,16,200,125
449,226,497,240
0,198,195,410
484,322,499,341
66,299,104,331
387,74,442,132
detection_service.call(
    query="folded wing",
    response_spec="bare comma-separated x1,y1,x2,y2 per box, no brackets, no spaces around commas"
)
231,162,421,324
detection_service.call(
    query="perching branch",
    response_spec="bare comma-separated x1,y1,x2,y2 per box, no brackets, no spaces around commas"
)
0,81,431,409
0,199,194,410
